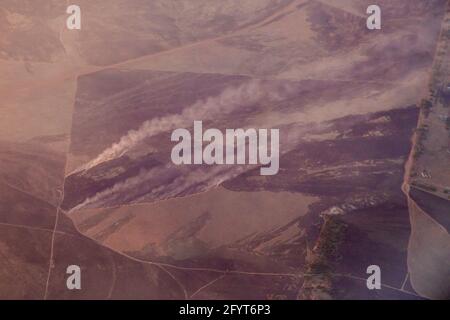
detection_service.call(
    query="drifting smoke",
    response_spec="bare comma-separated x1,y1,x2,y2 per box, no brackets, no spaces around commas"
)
66,79,309,211
69,165,175,211
71,80,289,174
69,123,325,211
70,165,248,211
134,165,247,203
70,123,327,211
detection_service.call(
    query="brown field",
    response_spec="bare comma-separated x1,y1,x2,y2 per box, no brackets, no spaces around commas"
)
0,0,448,299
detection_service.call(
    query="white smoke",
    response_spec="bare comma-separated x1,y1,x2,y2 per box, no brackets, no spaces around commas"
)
70,164,248,211
68,122,322,211
69,165,174,211
135,165,247,203
69,122,325,211
70,80,287,175
66,79,308,211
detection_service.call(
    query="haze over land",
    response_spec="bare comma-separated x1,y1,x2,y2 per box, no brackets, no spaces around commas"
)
0,0,449,299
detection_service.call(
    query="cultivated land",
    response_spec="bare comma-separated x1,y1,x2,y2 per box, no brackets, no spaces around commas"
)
409,8,450,202
403,2,450,299
0,0,448,299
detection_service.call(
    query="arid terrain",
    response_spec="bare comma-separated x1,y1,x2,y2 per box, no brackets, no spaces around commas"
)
0,0,449,300
405,5,450,299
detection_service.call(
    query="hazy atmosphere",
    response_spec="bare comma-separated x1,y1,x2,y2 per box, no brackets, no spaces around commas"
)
0,0,449,300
